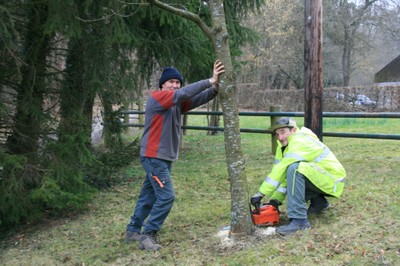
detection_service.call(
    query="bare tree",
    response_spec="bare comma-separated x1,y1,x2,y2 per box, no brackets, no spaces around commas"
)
238,1,305,90
237,0,399,88
325,0,378,86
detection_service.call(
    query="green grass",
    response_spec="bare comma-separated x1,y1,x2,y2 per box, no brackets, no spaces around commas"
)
0,116,399,265
188,114,396,134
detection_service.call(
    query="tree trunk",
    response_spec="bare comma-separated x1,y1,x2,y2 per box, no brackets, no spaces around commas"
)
83,89,96,146
122,100,130,134
138,78,144,126
58,38,89,145
342,27,352,87
101,93,123,150
304,0,323,141
148,0,253,236
209,0,253,236
7,1,50,159
207,98,220,135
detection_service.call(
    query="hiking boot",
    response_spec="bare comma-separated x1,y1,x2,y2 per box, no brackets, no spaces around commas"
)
308,196,331,215
139,232,162,251
276,218,311,236
307,202,331,214
126,231,141,243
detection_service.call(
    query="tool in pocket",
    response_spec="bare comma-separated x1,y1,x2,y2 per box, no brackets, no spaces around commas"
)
152,175,165,188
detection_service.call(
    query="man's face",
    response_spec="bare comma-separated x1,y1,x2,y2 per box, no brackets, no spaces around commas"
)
161,79,181,90
274,127,296,147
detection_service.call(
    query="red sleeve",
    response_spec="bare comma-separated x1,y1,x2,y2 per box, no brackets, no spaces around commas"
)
151,91,175,109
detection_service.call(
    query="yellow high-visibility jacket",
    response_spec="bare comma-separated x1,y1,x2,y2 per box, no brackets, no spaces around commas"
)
259,127,346,203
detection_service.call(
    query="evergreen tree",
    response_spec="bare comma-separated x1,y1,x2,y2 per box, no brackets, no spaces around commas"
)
6,1,51,159
0,2,21,140
1,0,54,226
0,0,265,227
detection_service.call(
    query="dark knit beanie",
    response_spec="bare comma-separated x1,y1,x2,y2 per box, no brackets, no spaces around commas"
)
159,67,184,88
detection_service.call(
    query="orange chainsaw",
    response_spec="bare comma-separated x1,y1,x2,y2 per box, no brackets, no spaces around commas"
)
251,202,279,226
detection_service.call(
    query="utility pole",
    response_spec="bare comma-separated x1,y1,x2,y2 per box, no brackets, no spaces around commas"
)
304,0,323,141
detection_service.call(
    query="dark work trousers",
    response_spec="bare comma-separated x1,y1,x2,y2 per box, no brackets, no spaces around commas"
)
126,157,175,234
286,162,328,219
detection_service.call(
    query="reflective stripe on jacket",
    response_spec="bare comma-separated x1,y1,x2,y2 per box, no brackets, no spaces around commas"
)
259,127,346,203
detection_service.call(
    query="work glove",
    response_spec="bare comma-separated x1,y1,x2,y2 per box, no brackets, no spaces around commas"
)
267,199,281,213
250,192,264,207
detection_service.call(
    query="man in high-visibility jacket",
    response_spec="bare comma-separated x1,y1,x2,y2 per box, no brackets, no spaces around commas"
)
251,117,346,235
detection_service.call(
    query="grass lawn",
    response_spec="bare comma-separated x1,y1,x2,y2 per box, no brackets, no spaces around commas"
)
0,115,399,265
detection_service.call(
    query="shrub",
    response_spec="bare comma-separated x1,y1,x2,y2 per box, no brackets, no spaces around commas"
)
84,138,140,189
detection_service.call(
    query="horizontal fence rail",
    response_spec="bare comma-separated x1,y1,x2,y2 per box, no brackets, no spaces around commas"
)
119,110,400,140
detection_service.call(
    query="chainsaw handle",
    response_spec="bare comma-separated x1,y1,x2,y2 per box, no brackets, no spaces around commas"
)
254,202,260,214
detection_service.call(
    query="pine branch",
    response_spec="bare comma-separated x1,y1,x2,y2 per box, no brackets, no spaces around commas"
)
147,0,214,42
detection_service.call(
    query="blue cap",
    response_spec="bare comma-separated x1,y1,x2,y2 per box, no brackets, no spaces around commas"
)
159,67,184,88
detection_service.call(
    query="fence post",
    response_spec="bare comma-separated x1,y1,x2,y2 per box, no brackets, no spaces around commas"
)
180,115,186,149
270,105,282,154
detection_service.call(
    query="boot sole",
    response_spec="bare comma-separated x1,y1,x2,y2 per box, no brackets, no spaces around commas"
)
276,225,311,236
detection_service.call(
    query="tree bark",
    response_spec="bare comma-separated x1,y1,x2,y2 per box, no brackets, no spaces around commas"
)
209,0,253,237
148,0,253,236
58,38,89,144
207,98,220,135
101,93,123,150
304,0,323,140
342,27,352,87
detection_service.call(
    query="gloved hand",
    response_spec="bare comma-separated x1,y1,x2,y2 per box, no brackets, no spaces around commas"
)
250,192,264,207
267,199,281,213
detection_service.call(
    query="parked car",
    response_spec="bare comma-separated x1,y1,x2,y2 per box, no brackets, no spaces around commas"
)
350,94,377,107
